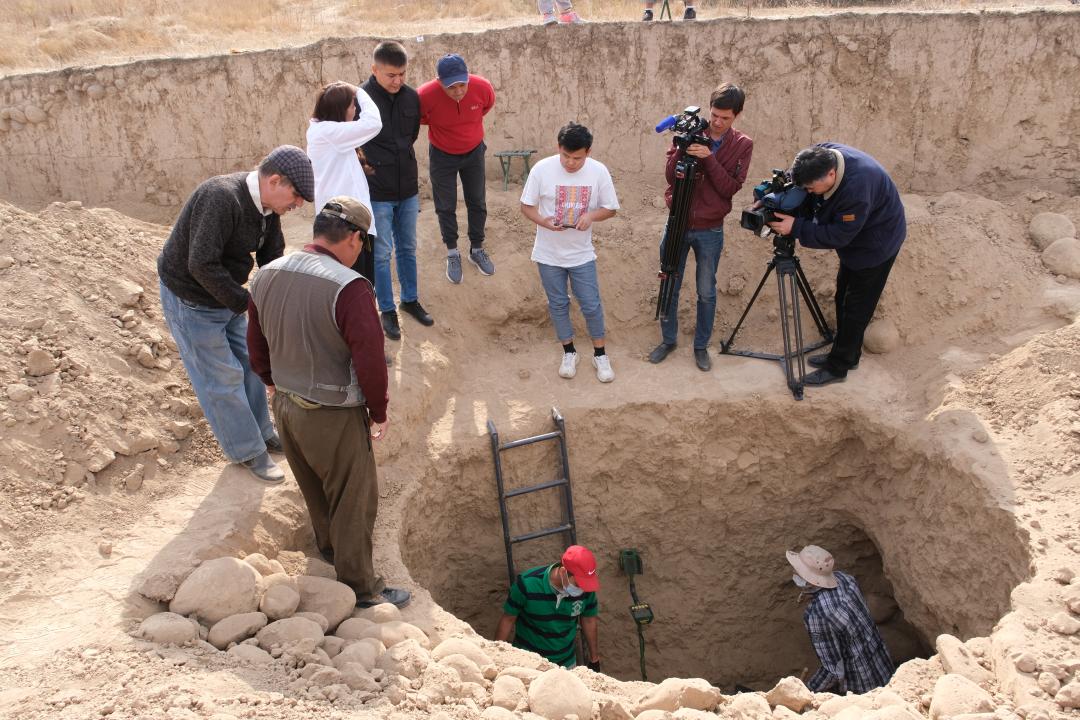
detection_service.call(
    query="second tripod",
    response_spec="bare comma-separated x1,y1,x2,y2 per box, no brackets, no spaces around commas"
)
719,239,833,400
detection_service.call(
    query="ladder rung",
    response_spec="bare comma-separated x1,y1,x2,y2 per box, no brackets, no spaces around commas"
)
499,431,562,451
511,524,573,544
504,478,568,498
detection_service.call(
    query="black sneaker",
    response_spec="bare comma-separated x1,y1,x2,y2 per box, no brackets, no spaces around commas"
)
264,433,284,453
683,6,696,19
380,311,401,340
642,8,654,20
356,587,411,608
694,348,711,371
648,343,676,364
400,301,434,327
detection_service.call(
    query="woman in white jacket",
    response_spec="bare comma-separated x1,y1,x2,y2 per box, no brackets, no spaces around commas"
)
306,82,383,277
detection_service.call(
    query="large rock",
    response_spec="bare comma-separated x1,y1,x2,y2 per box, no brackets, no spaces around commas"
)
339,663,380,692
1029,212,1076,250
26,349,58,376
332,637,384,671
728,693,771,720
1048,611,1080,635
241,553,275,576
208,612,268,650
420,662,463,704
864,318,901,354
376,638,432,680
481,708,517,720
353,602,403,623
439,653,485,684
335,617,378,640
528,667,593,720
255,616,324,650
432,637,495,668
493,674,528,710
636,678,722,713
498,665,542,686
928,674,994,719
259,583,300,621
358,619,431,648
227,643,273,664
295,611,329,633
935,634,994,686
137,612,199,645
1043,237,1080,279
1064,584,1080,614
765,676,814,712
295,575,355,632
169,557,261,625
1057,679,1080,709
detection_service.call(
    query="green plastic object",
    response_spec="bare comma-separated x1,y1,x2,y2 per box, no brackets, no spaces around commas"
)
619,548,644,576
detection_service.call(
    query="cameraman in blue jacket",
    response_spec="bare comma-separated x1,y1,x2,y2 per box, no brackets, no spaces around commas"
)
767,143,905,387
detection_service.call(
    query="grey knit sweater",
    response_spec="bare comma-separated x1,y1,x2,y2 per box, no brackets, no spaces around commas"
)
157,172,285,313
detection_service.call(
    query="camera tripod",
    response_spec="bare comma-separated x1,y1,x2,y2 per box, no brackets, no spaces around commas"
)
655,153,699,320
719,235,833,400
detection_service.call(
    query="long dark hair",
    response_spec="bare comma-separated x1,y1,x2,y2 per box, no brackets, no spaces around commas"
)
312,81,356,122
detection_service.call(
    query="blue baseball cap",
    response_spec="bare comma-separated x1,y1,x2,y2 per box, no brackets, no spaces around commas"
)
436,54,469,87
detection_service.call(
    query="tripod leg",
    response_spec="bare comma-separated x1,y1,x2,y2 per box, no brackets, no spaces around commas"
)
788,272,808,396
775,268,802,399
720,262,774,353
794,261,834,342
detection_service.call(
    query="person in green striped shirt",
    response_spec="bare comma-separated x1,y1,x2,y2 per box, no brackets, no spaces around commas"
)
494,545,601,670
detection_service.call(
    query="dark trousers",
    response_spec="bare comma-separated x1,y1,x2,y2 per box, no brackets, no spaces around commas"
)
826,253,898,376
272,393,385,599
349,236,376,286
429,142,487,250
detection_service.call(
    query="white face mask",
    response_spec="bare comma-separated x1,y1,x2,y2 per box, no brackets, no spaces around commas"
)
565,582,584,597
793,574,808,588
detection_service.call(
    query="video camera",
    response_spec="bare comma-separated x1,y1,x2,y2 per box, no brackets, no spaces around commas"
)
739,169,809,235
654,106,712,151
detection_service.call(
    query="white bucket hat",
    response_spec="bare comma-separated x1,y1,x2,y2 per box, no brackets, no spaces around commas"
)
786,545,838,589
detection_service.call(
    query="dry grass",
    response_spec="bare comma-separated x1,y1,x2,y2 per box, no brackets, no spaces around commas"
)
0,0,1068,75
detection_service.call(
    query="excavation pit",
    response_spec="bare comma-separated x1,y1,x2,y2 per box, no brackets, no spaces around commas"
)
402,399,1030,688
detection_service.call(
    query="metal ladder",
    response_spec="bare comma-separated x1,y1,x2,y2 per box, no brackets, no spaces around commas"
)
487,407,577,586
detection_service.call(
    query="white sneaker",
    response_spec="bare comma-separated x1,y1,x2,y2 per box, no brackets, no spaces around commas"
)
593,354,614,382
559,352,579,378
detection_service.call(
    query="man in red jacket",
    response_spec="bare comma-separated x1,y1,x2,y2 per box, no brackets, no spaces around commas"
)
649,83,753,371
418,53,497,285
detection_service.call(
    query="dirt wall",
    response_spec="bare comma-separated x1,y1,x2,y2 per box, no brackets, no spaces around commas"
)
0,10,1077,220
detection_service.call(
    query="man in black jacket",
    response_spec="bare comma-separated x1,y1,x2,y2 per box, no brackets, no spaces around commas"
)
767,143,906,387
157,145,313,481
361,41,434,341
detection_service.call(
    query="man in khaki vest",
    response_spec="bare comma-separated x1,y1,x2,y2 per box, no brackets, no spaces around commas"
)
247,196,410,608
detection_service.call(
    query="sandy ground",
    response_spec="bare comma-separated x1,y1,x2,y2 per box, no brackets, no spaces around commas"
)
1,7,1080,720
1,173,1079,718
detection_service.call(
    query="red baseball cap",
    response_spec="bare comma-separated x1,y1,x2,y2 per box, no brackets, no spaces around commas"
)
561,545,599,592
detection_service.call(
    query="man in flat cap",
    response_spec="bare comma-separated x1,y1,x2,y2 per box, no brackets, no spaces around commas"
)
158,145,313,483
247,197,409,608
786,544,894,694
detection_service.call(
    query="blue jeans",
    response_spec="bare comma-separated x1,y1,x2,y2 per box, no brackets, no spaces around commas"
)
537,261,605,342
159,280,275,463
659,226,724,349
371,195,420,313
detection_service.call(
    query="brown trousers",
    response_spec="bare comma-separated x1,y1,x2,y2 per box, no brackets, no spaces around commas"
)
272,393,384,599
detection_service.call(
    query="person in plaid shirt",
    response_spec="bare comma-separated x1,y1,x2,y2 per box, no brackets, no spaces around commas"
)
786,545,895,694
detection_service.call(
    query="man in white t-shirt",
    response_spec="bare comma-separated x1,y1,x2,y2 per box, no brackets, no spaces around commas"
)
520,123,620,382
